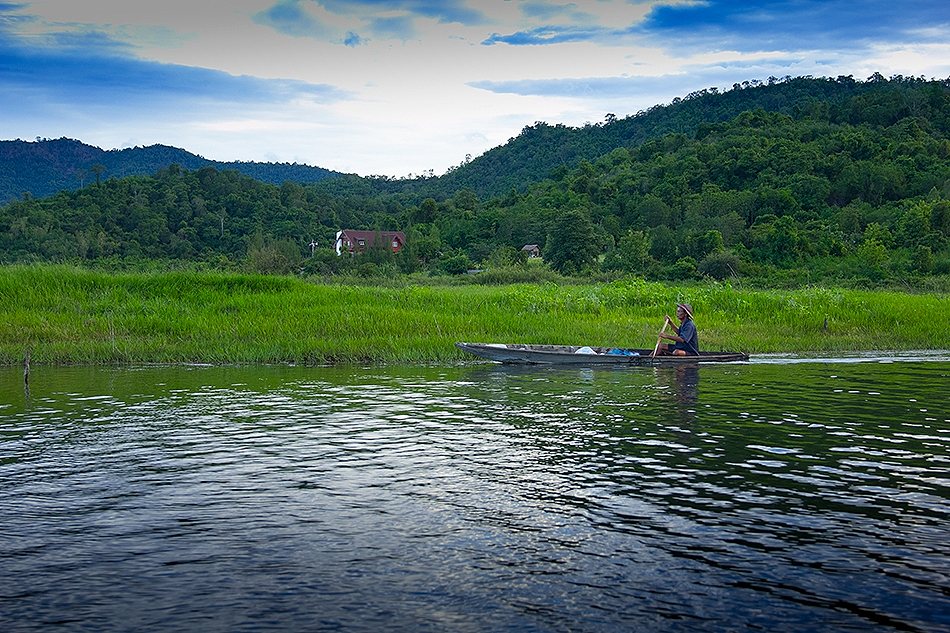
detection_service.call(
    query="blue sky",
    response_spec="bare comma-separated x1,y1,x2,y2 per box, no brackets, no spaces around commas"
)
1,0,948,177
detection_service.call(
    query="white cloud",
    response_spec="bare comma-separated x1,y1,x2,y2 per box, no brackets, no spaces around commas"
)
859,42,950,78
2,0,949,176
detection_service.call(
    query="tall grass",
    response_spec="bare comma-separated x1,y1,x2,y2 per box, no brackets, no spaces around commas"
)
0,265,946,365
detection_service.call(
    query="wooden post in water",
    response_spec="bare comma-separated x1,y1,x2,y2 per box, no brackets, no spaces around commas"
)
24,349,30,386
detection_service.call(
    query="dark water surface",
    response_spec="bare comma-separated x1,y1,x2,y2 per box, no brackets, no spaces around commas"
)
1,359,948,632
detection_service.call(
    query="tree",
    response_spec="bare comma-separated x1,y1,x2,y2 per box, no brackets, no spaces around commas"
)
365,231,395,266
668,256,698,280
437,249,471,275
245,234,302,274
649,225,678,263
90,164,106,186
639,195,672,228
854,239,890,280
682,230,724,261
747,215,801,264
544,209,597,274
453,188,478,212
412,198,438,224
698,250,741,280
911,245,935,274
602,230,653,273
484,245,523,268
862,223,893,248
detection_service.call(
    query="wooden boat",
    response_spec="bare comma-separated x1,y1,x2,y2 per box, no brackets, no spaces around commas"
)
456,342,749,366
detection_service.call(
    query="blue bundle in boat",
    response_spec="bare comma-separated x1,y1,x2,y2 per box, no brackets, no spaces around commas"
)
607,348,639,356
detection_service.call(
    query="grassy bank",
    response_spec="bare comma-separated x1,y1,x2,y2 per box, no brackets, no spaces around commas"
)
1,265,947,365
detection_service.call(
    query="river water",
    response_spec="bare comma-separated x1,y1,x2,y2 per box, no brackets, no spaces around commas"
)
1,357,948,632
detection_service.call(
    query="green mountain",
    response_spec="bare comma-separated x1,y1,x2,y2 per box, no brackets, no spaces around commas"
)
321,74,950,200
0,138,346,202
5,75,946,205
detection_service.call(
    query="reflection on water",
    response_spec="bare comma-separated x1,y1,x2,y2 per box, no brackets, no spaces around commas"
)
0,360,948,632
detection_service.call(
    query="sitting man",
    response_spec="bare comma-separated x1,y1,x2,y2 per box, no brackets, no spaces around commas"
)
658,303,699,356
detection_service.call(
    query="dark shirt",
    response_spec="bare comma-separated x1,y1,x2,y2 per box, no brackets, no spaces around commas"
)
675,318,699,355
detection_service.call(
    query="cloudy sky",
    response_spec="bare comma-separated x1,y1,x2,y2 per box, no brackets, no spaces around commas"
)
2,1,948,177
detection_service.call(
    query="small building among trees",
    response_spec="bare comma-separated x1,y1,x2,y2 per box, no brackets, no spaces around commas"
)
335,229,406,256
521,244,541,258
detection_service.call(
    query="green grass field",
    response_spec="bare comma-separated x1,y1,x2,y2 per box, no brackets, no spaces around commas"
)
1,265,947,364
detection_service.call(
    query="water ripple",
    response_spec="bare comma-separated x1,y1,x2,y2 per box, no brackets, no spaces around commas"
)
0,361,948,632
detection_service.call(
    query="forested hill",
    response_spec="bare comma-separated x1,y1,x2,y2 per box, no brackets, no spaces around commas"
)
332,74,950,200
0,138,346,202
3,71,950,288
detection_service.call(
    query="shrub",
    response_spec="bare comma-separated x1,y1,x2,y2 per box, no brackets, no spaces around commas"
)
246,237,302,275
472,264,562,285
911,245,935,274
699,250,741,280
438,251,471,275
666,257,698,280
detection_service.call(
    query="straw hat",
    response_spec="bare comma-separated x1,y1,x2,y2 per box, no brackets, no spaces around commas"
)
676,303,693,319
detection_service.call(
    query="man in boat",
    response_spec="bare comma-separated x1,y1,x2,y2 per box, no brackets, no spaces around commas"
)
658,303,699,356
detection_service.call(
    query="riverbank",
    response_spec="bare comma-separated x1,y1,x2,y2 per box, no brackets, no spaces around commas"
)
1,265,947,365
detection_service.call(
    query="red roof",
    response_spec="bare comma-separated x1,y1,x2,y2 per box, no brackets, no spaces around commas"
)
339,229,406,253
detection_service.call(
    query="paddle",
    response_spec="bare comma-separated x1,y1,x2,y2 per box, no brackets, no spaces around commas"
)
651,319,670,358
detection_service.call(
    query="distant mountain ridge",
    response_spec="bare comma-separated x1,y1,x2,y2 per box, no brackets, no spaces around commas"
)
4,75,948,205
0,138,346,202
380,74,950,200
